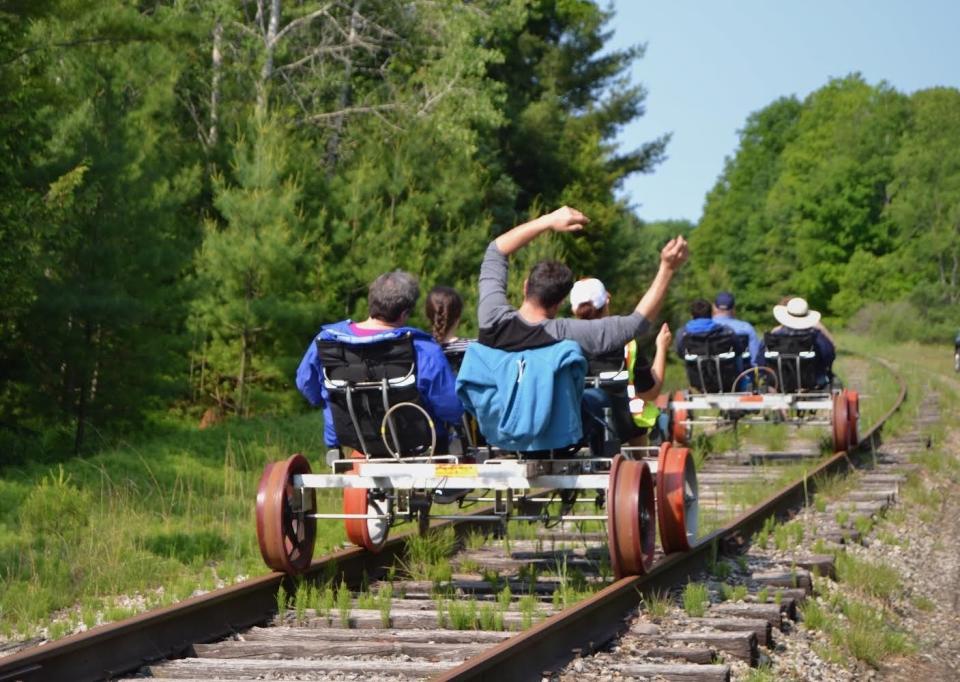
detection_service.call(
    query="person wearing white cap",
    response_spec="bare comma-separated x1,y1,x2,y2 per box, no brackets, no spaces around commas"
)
570,278,672,445
766,296,836,385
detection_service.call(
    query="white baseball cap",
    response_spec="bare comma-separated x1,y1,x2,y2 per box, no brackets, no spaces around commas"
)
569,278,608,310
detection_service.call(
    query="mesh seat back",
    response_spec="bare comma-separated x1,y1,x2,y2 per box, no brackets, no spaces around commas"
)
680,329,741,393
317,334,433,457
763,331,819,392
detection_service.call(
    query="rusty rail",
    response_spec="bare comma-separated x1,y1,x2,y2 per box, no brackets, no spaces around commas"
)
436,358,907,681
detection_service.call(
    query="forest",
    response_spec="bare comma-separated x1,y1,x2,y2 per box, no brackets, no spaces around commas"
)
2,0,959,464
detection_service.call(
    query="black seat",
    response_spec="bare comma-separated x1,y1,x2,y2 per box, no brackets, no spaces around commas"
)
317,334,434,457
763,331,820,392
585,349,630,387
679,328,742,393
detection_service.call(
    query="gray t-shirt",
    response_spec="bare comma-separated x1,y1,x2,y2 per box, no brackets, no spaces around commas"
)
477,241,649,355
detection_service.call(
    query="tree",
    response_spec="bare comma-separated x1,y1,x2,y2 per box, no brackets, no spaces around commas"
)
191,116,311,416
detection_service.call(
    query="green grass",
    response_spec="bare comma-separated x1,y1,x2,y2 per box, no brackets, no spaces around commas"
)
640,588,671,619
402,526,457,584
0,412,335,639
682,582,709,617
835,553,901,600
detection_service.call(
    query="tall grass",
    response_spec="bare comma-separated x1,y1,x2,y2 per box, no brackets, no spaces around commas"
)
0,412,339,639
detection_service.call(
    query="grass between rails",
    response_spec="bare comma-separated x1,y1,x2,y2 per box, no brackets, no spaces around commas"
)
0,412,342,639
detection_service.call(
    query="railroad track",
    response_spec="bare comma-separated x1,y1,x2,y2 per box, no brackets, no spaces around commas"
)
0,359,907,682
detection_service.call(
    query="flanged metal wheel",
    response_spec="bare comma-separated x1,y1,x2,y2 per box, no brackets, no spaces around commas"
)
343,455,391,553
671,390,692,445
256,454,316,574
846,389,859,448
832,389,852,452
607,454,656,578
656,443,699,554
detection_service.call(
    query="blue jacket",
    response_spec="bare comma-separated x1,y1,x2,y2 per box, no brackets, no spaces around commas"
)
296,321,463,446
456,341,587,451
675,318,722,356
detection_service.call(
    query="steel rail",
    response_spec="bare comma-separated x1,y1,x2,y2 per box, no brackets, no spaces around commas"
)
436,357,907,682
0,496,548,682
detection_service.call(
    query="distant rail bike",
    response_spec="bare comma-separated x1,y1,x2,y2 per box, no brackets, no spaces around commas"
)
668,329,859,453
255,334,699,580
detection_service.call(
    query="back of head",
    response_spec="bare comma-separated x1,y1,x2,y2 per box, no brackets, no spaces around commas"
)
690,298,712,319
714,291,735,315
526,260,574,310
570,277,608,320
368,270,420,324
425,285,463,342
573,302,602,320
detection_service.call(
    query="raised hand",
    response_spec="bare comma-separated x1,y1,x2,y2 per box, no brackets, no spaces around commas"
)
655,322,672,352
546,205,590,232
660,235,689,271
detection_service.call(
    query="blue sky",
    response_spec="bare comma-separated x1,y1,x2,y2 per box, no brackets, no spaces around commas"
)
607,1,960,223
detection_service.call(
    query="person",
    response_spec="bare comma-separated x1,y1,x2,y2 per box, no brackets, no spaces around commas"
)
296,270,463,450
569,277,672,444
472,205,688,451
674,299,722,356
712,291,761,366
766,296,836,386
477,206,687,354
425,285,472,369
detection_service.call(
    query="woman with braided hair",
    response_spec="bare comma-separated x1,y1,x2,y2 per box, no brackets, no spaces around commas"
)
425,285,473,371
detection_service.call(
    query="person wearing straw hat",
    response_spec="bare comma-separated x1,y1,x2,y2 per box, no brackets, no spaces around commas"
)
767,296,836,386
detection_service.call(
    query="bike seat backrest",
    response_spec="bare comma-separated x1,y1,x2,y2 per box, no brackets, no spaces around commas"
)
762,331,819,392
585,349,629,390
680,329,742,393
317,334,433,457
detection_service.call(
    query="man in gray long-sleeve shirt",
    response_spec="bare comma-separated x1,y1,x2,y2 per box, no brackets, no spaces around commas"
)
478,206,688,355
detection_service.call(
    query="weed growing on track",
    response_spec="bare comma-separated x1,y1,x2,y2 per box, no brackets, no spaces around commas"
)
682,582,709,617
402,527,456,584
336,581,352,627
742,663,776,682
377,582,393,627
274,584,288,622
518,593,539,629
640,588,671,619
447,598,477,630
835,554,901,600
755,586,769,603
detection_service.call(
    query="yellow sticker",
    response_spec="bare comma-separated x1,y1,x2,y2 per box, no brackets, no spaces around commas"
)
435,464,478,477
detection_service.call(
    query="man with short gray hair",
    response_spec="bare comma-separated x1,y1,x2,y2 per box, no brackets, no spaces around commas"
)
296,270,462,449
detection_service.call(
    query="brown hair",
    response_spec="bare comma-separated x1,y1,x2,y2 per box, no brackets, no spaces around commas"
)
574,302,602,320
425,285,463,343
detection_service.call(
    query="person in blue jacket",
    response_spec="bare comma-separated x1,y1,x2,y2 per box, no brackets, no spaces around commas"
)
296,270,463,449
675,299,722,355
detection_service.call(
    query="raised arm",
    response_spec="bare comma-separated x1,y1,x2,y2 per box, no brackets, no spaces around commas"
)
637,323,672,401
494,206,589,256
634,236,689,321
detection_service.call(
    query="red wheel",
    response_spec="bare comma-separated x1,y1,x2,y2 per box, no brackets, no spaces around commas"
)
846,390,859,448
343,454,390,553
607,454,656,578
256,454,316,574
831,389,851,453
656,443,699,553
671,390,691,445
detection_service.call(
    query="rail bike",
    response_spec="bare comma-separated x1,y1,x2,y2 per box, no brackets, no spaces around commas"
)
255,334,699,580
666,329,859,453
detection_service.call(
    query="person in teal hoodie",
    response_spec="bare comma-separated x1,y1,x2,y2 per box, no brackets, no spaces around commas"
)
456,340,587,452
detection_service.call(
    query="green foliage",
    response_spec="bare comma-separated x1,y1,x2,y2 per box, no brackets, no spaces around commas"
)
682,582,709,617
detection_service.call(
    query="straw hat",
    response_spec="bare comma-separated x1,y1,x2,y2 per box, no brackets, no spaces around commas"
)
773,297,821,330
